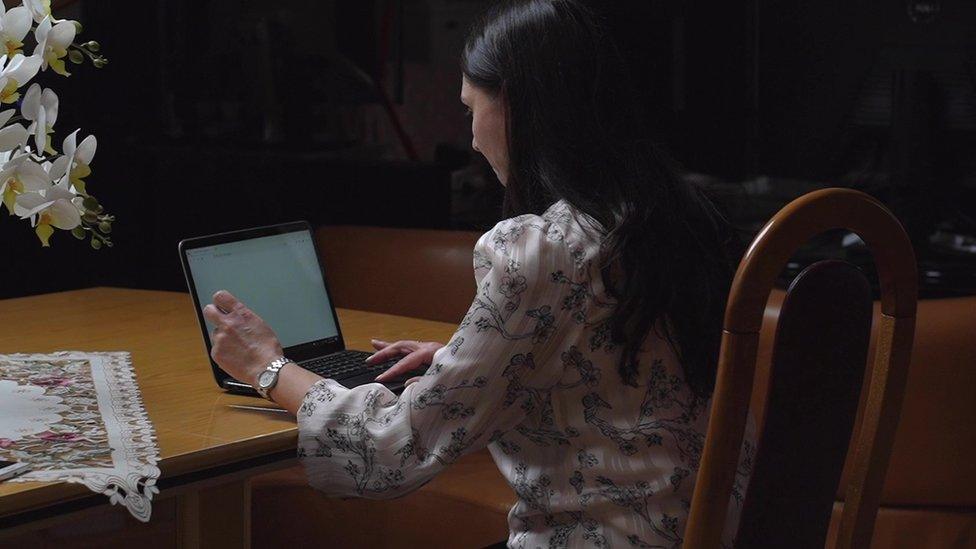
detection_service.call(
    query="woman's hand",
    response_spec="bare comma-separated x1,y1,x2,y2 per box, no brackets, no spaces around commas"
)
369,339,444,384
202,290,284,387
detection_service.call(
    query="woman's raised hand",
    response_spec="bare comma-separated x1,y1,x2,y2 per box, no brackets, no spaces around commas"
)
203,290,285,387
369,339,444,384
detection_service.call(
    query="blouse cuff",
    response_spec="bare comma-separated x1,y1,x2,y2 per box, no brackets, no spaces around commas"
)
296,378,342,428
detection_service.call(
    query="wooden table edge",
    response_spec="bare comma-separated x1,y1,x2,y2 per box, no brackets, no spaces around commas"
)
0,433,300,530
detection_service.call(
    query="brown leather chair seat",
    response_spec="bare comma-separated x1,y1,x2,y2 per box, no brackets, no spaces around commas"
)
252,225,976,548
755,291,976,547
756,292,976,509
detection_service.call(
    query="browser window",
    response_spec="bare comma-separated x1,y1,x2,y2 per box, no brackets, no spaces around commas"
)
184,231,339,348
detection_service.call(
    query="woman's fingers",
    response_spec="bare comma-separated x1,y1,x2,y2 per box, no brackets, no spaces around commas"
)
365,345,403,365
370,339,390,351
403,376,421,387
365,340,418,364
374,351,428,382
202,304,224,325
212,290,245,314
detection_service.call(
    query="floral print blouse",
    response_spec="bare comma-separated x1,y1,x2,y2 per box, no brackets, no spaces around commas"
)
297,200,754,548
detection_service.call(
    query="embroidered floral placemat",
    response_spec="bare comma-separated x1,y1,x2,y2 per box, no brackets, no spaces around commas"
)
0,351,160,521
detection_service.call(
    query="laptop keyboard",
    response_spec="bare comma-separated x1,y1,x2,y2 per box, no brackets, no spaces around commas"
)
300,350,396,380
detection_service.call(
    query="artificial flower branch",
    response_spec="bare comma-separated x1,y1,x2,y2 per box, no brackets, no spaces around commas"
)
0,0,111,248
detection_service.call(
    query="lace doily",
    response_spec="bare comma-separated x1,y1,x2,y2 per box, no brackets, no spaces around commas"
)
0,352,161,522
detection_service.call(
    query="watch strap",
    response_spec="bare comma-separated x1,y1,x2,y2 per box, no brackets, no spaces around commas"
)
256,357,291,400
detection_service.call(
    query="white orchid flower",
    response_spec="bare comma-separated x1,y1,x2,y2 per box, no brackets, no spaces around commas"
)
0,53,42,103
0,109,28,152
0,6,32,58
24,0,53,25
50,129,95,194
34,15,75,77
0,151,50,214
21,83,58,154
16,176,81,246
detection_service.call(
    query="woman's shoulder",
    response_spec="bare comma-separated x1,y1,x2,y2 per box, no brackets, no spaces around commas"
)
477,200,603,270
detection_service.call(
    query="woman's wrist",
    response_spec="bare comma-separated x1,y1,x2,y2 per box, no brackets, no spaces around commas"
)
268,362,324,415
250,354,285,388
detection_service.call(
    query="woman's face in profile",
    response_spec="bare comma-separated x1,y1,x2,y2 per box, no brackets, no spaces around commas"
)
461,77,509,185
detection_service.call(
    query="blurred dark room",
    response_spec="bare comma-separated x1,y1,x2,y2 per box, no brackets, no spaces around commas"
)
2,1,976,548
4,0,974,299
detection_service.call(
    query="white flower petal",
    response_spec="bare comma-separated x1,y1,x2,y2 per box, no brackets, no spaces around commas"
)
3,7,32,42
15,190,52,218
62,128,78,155
76,135,96,164
52,174,73,194
18,157,51,191
47,198,80,229
0,123,27,151
40,87,57,128
0,11,14,34
7,53,40,85
1,150,28,169
0,52,21,77
49,21,75,49
21,82,40,121
34,106,45,151
0,53,14,71
49,154,68,180
28,4,50,26
0,108,14,127
32,17,50,62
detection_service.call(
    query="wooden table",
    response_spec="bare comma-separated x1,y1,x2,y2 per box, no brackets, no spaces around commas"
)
0,288,457,547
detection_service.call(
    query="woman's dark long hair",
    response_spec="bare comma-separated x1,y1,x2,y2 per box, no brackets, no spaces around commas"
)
462,0,734,397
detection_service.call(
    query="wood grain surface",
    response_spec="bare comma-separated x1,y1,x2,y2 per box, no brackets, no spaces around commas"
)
0,287,458,519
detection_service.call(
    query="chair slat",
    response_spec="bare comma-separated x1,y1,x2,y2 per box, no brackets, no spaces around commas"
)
735,260,872,548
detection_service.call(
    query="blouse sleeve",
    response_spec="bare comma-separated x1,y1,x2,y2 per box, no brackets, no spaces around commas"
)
296,216,584,499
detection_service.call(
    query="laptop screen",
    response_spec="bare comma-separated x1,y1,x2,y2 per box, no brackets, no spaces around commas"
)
184,229,339,348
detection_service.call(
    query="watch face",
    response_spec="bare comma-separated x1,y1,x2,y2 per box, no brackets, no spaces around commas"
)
258,370,276,388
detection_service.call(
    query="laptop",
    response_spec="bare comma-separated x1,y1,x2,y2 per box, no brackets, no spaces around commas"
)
178,221,418,396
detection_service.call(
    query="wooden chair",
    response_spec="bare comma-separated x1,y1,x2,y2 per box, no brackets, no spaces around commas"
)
735,259,873,547
684,188,918,548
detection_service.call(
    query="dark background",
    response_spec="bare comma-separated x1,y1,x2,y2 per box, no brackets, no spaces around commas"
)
5,0,976,299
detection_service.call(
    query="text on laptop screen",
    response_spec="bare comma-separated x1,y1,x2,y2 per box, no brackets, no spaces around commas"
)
185,230,339,348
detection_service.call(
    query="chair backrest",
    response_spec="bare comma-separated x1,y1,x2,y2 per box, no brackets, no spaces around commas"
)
735,260,872,548
684,188,918,549
315,225,483,323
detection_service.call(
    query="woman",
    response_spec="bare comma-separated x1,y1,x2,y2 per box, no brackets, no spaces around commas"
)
204,1,753,546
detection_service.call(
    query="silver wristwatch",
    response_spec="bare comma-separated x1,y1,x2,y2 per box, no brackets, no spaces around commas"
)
256,357,292,401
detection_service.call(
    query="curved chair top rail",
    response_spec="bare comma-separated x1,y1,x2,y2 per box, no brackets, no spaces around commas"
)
726,188,918,333
684,188,919,549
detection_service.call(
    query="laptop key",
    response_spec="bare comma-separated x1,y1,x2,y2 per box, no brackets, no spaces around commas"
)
299,350,405,382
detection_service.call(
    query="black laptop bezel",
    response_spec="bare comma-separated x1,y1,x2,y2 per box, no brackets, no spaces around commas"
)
178,220,348,389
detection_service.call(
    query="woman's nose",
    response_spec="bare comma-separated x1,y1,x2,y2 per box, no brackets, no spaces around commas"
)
471,137,480,153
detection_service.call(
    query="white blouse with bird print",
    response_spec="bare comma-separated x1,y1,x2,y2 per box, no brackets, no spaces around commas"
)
297,200,753,548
